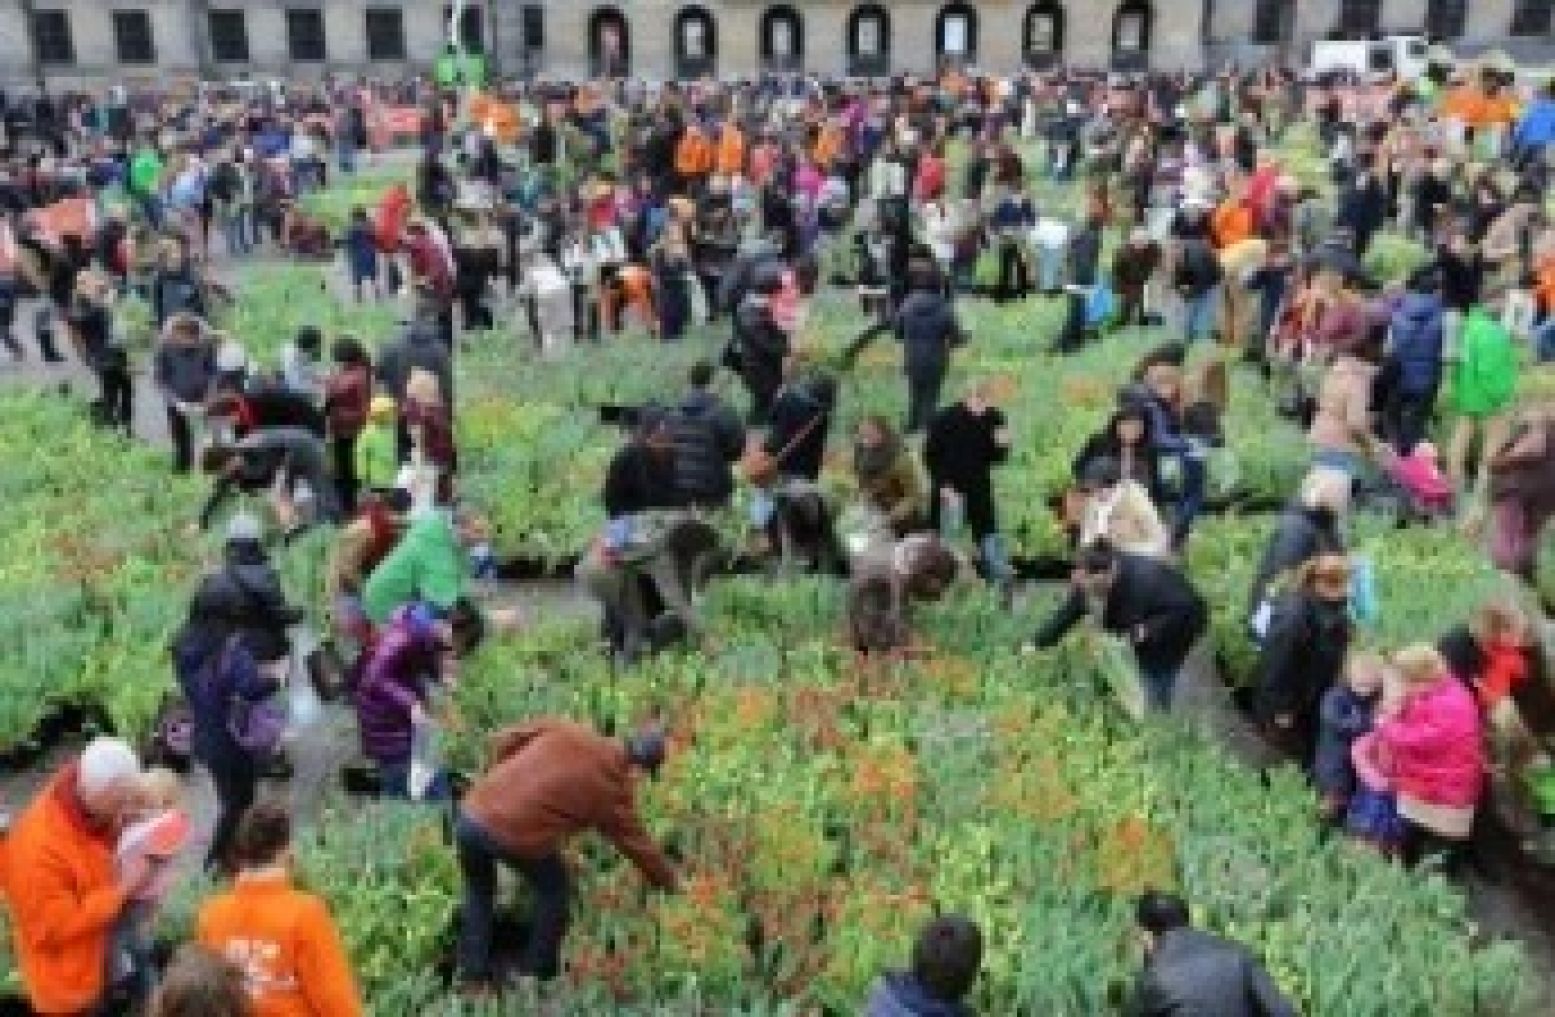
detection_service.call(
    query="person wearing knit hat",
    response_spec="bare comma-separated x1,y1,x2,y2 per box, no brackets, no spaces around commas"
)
355,395,400,497
3,736,153,1014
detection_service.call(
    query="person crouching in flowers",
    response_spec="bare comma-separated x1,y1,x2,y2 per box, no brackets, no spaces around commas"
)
1314,653,1387,826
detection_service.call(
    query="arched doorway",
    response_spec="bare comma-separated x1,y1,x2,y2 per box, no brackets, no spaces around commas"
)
760,5,804,72
936,2,977,69
673,6,717,79
1111,0,1151,71
588,7,629,77
847,4,890,77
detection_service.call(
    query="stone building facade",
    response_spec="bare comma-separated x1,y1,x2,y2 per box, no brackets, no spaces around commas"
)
0,0,1548,88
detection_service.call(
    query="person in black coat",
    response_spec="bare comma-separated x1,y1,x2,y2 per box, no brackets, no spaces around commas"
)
924,381,1012,589
1336,155,1388,259
1251,554,1353,767
1247,467,1349,626
190,513,304,665
1030,541,1207,711
668,361,745,509
602,410,684,519
730,273,790,425
1072,402,1159,499
1126,891,1298,1017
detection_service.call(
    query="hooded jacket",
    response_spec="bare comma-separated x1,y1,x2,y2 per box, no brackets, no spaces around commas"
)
1377,676,1485,811
733,297,790,398
4,763,125,1014
669,389,744,507
194,541,304,663
361,511,465,625
1252,591,1352,728
354,606,440,764
1387,291,1445,396
894,290,962,380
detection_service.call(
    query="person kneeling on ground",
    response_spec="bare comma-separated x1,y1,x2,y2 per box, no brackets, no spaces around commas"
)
865,913,983,1016
1028,541,1207,713
1127,890,1297,1016
455,719,678,997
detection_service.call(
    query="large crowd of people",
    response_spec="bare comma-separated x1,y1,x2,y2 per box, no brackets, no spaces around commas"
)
0,47,1551,1015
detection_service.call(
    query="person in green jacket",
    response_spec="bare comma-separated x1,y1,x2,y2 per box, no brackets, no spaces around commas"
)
355,395,401,495
361,505,484,625
129,143,164,229
1447,302,1520,495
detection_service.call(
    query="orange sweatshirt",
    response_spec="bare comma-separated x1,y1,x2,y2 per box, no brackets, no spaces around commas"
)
675,129,713,177
197,871,364,1017
715,124,745,177
4,763,125,1015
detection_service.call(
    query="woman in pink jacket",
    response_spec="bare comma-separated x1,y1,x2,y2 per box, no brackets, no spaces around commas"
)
1376,645,1485,869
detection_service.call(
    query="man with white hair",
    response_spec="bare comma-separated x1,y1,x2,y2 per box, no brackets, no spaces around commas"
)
3,737,154,1014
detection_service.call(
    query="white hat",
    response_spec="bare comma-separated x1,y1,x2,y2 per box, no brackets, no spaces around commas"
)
226,511,262,543
78,737,140,800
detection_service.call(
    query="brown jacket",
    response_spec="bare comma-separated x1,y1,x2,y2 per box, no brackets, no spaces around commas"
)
461,719,677,890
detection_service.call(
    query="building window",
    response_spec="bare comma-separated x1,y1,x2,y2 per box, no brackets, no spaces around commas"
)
365,7,406,60
444,4,485,54
1511,0,1555,36
521,4,544,54
1252,0,1292,44
1337,0,1381,36
1425,0,1467,38
31,10,76,66
286,8,327,62
208,9,250,63
113,10,156,64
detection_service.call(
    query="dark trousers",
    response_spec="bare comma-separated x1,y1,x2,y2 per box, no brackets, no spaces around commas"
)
165,402,196,474
1056,290,1087,352
331,434,359,516
455,814,570,983
906,372,943,434
1386,387,1437,455
97,365,134,429
205,755,257,873
993,241,1030,302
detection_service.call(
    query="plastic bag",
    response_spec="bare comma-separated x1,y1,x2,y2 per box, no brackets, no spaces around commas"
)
408,722,441,802
286,628,323,731
1349,553,1379,627
1084,281,1116,328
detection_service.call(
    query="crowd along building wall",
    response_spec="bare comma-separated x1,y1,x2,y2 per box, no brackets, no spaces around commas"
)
0,0,1548,88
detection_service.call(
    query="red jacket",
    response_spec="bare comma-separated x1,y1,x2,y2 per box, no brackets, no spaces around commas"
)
323,364,371,439
1378,677,1485,810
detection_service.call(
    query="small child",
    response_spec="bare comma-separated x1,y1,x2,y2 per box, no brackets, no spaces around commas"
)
345,207,379,303
1347,666,1409,856
113,768,191,998
355,395,400,496
1315,653,1385,824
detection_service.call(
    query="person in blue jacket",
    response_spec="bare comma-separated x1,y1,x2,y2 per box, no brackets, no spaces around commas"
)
1513,80,1555,166
1383,268,1445,455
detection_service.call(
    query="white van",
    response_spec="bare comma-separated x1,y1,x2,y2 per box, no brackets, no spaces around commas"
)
1311,35,1432,82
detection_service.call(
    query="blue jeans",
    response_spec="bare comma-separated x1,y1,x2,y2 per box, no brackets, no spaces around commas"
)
220,206,249,256
377,760,451,802
1535,318,1555,363
979,532,1014,586
1183,286,1220,344
455,814,570,983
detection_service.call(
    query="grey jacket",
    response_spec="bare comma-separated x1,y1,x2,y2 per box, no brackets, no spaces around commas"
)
1127,929,1297,1017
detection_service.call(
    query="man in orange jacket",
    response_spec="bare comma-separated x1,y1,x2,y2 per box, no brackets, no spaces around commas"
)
4,738,151,1015
674,125,713,191
715,121,745,178
455,718,679,994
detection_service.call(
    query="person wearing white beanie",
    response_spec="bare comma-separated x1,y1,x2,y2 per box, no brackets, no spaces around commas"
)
3,736,154,1014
